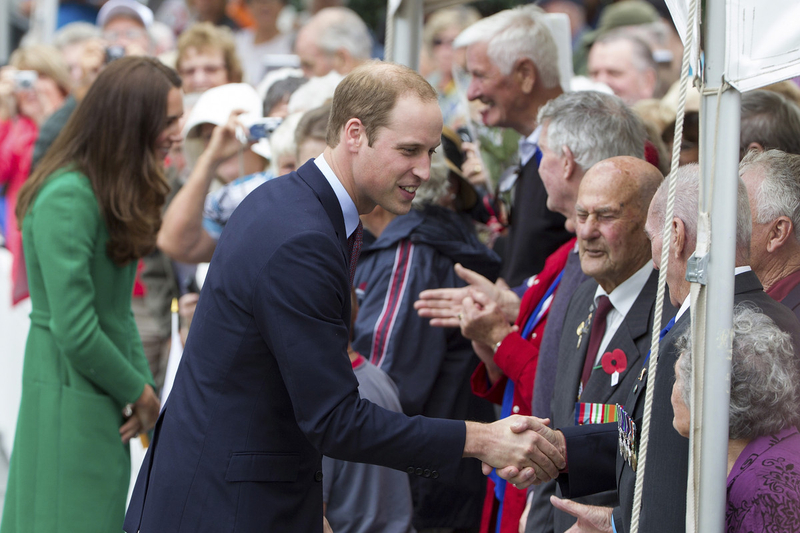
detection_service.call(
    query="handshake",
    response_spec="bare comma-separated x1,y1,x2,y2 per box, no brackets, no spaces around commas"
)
464,415,567,489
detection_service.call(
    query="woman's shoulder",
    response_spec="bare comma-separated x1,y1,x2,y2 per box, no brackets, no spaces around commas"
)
36,169,93,198
32,169,97,213
729,428,800,500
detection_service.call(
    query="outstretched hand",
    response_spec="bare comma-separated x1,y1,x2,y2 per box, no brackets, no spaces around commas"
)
467,416,566,490
486,416,567,488
415,263,519,327
549,496,613,533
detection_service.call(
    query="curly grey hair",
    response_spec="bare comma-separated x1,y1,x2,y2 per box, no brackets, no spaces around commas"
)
537,90,646,171
675,304,800,440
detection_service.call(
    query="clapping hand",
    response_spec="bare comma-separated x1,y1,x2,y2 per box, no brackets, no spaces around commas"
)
415,263,519,328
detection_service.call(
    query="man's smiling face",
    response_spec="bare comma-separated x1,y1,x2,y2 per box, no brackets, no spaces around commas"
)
351,94,443,215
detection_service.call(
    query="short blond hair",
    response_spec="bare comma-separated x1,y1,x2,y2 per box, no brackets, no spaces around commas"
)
326,61,437,147
10,44,71,95
176,22,243,84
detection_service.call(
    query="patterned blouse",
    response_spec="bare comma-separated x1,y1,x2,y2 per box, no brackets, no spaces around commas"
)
726,426,800,532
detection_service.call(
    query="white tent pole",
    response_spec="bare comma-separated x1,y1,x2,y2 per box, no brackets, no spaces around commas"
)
28,0,58,45
389,0,423,70
693,0,740,530
0,1,11,63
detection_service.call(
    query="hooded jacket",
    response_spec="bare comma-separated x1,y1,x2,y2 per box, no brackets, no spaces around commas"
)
352,204,501,530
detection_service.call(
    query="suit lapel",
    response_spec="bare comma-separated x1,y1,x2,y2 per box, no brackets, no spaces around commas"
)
295,160,350,255
564,286,597,411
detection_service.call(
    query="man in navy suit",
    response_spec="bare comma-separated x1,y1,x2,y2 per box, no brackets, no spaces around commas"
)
124,62,565,533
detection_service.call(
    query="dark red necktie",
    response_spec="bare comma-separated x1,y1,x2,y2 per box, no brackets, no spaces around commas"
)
347,221,363,288
580,295,613,390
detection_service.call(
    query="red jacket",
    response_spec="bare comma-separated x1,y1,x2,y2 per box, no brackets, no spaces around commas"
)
471,237,576,533
0,116,38,304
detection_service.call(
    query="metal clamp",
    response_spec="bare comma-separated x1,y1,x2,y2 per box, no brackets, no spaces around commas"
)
685,252,709,285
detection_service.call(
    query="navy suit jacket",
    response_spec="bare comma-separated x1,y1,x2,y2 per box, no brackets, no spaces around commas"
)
557,270,800,533
124,161,466,533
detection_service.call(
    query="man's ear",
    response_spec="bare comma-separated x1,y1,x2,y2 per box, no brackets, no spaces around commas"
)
746,141,765,153
514,58,537,94
333,49,348,72
766,216,794,253
562,145,576,180
343,118,364,153
672,217,686,258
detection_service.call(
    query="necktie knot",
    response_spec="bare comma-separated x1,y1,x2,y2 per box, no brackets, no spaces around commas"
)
580,295,615,394
594,295,613,324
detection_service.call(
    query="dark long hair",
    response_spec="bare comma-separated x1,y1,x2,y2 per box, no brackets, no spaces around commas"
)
16,56,182,265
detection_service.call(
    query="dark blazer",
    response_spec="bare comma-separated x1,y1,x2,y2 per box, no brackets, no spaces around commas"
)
558,270,800,533
124,161,466,533
778,277,800,323
501,156,572,286
528,269,675,533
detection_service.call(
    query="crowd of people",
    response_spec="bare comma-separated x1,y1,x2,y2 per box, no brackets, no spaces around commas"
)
1,0,799,532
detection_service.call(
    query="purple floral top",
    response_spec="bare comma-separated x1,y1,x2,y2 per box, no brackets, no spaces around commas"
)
726,426,800,532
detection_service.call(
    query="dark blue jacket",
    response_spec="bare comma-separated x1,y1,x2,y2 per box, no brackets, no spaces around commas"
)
352,205,501,529
124,161,466,533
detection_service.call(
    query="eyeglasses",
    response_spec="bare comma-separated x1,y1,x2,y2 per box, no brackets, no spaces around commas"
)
178,64,226,77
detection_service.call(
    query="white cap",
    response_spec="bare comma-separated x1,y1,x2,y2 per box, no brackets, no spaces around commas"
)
183,83,270,165
97,0,154,30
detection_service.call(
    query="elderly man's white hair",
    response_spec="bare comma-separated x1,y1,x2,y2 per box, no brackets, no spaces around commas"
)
453,4,560,90
313,7,373,62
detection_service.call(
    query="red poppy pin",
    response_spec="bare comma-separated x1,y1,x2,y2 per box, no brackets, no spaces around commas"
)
601,349,627,386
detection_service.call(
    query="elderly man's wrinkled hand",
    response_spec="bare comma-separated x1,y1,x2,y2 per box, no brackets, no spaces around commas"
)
550,496,613,533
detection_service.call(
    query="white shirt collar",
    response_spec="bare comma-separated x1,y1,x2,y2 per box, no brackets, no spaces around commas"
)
518,125,542,167
593,262,654,315
676,265,752,321
314,153,360,238
676,295,691,320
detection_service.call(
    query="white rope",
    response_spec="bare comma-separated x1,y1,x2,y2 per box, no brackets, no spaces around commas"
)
628,0,700,529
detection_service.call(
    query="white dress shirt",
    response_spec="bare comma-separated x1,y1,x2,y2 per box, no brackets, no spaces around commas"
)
518,125,542,167
592,262,654,363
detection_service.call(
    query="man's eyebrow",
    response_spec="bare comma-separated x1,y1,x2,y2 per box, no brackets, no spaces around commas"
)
593,205,621,215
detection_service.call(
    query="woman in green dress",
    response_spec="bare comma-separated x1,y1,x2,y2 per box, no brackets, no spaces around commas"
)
1,57,183,533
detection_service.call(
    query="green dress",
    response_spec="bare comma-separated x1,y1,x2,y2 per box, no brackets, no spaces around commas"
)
1,170,155,532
